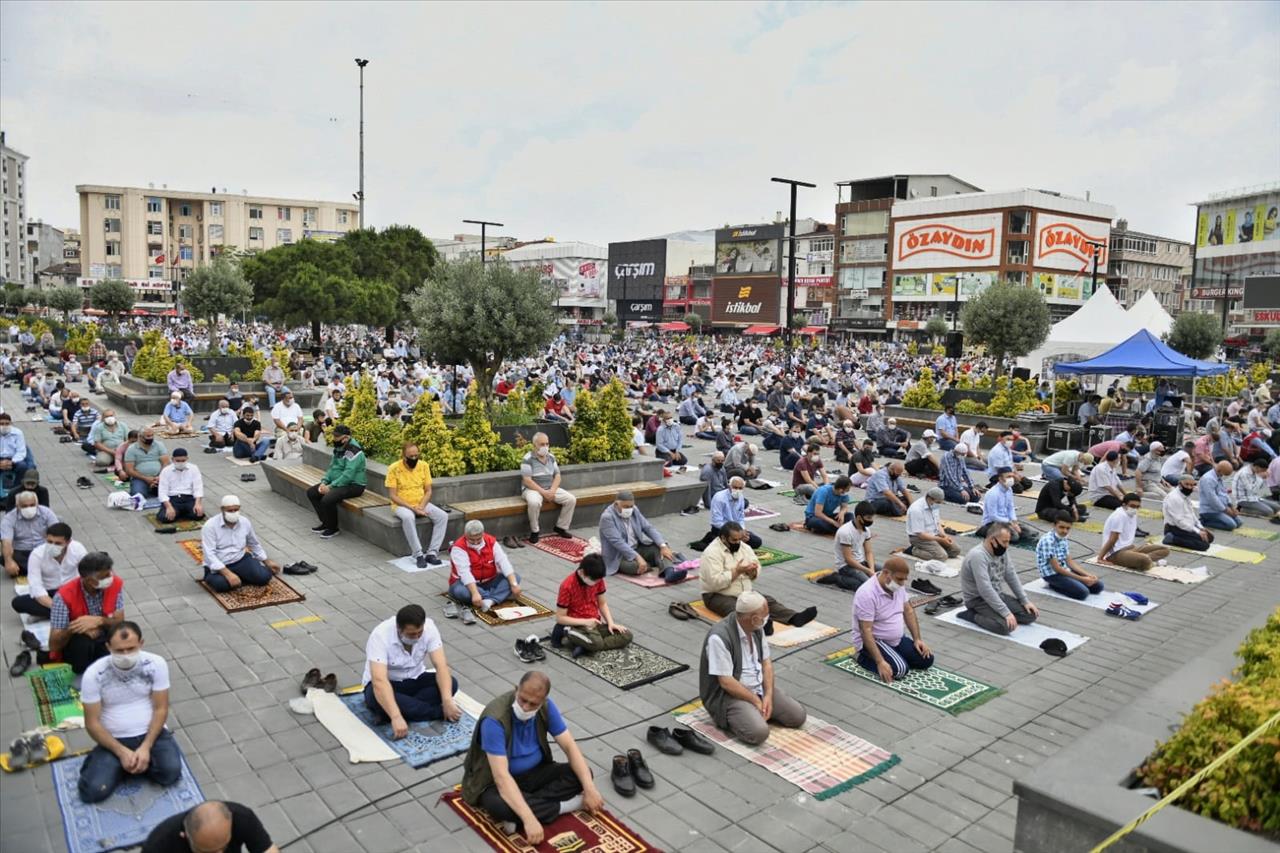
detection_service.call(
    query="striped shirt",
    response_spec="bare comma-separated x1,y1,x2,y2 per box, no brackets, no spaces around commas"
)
51,585,126,630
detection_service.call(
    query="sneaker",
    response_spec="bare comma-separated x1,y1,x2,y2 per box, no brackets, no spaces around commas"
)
460,608,476,625
1134,528,1150,539
415,554,430,569
311,524,327,533
911,578,943,596
680,506,700,516
513,639,538,664
442,600,460,619
319,529,339,539
424,553,443,566
525,635,546,661
1106,602,1142,621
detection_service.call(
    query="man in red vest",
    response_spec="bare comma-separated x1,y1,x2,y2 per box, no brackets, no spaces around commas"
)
446,520,523,619
48,551,123,673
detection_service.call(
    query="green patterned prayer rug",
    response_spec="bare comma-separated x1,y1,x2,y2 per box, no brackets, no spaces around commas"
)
756,547,801,567
28,664,83,727
823,648,1003,715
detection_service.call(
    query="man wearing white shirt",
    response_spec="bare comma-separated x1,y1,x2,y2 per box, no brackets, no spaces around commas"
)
362,604,462,739
958,422,988,470
270,391,304,435
78,621,182,803
1162,474,1213,551
1085,451,1125,510
1160,441,1196,486
1098,493,1170,571
906,488,960,561
156,448,205,523
200,495,281,592
11,522,86,620
207,399,238,450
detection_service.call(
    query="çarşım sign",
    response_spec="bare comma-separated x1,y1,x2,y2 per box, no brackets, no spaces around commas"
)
606,239,667,301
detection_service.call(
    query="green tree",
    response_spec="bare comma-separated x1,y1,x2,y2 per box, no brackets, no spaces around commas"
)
342,225,439,340
1264,328,1280,362
88,279,135,333
45,285,84,324
182,257,254,339
925,314,950,342
960,281,1051,384
409,259,559,413
1165,312,1222,361
683,312,703,333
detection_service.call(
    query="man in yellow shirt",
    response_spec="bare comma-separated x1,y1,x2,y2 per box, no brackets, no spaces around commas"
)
385,442,450,569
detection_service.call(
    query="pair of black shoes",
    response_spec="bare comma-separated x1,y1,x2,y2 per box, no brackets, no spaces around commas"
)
283,561,319,576
611,749,653,797
647,725,715,756
911,578,943,596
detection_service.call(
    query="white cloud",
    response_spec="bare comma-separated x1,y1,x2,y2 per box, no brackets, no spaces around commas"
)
1,0,1277,248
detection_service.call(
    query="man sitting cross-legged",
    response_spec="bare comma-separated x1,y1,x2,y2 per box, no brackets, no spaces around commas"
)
206,399,238,450
11,521,85,620
123,428,169,498
362,604,461,739
958,523,1039,636
3,489,58,578
690,477,763,551
698,590,807,745
156,448,205,524
157,392,196,436
79,621,181,804
460,672,605,846
447,520,523,613
1035,510,1103,600
385,442,449,570
700,522,816,632
86,409,128,470
852,555,935,683
803,475,852,535
552,553,632,658
598,491,678,578
1098,492,1170,571
47,551,123,673
199,495,282,592
906,487,961,561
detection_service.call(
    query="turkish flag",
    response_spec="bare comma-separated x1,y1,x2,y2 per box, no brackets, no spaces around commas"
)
152,255,165,265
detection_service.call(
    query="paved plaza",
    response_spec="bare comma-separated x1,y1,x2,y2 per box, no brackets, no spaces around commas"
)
2,382,1277,853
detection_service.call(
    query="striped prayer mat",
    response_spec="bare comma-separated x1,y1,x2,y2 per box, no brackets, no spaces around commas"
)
28,665,82,728
823,648,1003,715
672,701,898,799
687,599,840,647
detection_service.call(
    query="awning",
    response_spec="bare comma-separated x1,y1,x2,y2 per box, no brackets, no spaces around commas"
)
657,321,690,332
743,325,780,336
797,326,827,335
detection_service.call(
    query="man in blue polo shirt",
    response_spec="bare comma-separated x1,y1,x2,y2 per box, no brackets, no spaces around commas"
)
979,467,1036,544
935,405,959,452
804,476,853,534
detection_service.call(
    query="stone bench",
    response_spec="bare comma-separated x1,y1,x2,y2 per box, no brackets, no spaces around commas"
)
268,463,390,514
104,376,322,415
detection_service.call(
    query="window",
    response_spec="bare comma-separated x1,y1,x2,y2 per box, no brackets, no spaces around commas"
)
178,224,193,239
842,211,888,236
209,201,223,217
104,195,121,210
1006,270,1026,285
1008,210,1030,234
106,264,122,277
209,224,224,243
149,268,165,280
105,241,120,257
277,228,293,244
930,186,938,197
147,197,162,213
147,221,163,236
149,246,163,259
103,217,121,233
1007,240,1029,265
179,246,193,261
249,206,263,220
338,209,349,225
249,227,264,242
303,207,317,225
277,207,291,221
809,236,834,253
178,203,192,217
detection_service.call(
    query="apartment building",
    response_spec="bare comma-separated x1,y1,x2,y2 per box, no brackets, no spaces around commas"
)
25,221,65,282
1,131,29,285
1105,221,1191,312
76,185,360,288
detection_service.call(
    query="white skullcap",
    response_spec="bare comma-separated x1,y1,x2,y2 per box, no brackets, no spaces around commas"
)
221,494,240,508
954,443,969,455
736,590,768,614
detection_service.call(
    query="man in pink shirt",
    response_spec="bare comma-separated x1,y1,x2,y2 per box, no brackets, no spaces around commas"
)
850,555,934,684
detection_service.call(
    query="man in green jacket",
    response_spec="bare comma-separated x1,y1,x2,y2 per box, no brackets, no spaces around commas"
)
307,424,367,539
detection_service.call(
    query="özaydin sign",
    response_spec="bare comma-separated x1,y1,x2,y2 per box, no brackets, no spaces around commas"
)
1033,214,1109,272
891,213,1003,270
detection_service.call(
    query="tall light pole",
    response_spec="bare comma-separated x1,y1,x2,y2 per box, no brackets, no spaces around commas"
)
1085,239,1105,300
462,219,503,265
771,177,816,351
355,58,369,229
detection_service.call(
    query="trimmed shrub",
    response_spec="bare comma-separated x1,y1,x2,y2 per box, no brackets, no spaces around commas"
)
901,367,943,411
336,371,403,461
131,330,204,383
453,383,501,474
402,397,466,477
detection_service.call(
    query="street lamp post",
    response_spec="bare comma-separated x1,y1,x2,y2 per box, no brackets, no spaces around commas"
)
771,177,816,351
1085,239,1105,300
462,219,503,265
355,59,369,229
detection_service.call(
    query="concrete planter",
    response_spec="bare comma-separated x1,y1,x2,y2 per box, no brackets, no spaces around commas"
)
1013,603,1280,853
492,420,570,448
884,404,1051,453
104,375,322,415
185,356,253,378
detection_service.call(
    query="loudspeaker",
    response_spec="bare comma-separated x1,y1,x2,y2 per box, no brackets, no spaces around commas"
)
945,332,964,359
1012,367,1031,381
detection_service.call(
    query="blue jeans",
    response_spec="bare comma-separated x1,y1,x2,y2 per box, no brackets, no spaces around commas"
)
1200,511,1241,531
448,572,520,605
363,672,458,723
1042,466,1064,483
804,515,839,535
79,729,181,803
233,437,271,460
203,554,273,592
265,385,290,407
738,425,761,436
130,477,157,497
856,636,934,680
937,438,956,452
943,485,975,504
1045,573,1104,600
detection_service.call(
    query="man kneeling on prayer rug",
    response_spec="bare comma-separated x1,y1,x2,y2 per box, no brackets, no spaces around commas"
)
363,604,461,737
851,555,934,683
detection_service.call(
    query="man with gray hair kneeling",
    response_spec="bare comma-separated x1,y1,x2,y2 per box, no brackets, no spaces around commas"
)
698,590,807,745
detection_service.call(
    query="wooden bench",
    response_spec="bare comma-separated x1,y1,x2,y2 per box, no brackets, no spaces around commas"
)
272,464,390,514
450,481,666,521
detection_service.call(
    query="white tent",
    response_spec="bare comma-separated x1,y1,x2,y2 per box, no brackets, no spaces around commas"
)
1125,289,1174,338
1020,284,1137,377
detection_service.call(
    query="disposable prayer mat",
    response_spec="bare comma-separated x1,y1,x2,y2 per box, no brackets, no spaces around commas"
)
902,553,962,578
338,692,476,768
439,592,554,626
877,515,980,535
386,555,440,574
53,750,204,853
1147,538,1265,564
756,546,801,566
195,575,306,614
1012,488,1043,501
441,788,658,853
964,531,1039,552
744,504,781,520
823,648,1003,715
28,664,83,728
527,534,588,564
1024,578,1159,614
1084,557,1209,585
933,607,1089,652
546,641,689,690
672,701,899,800
97,472,129,491
778,489,797,497
1227,525,1280,542
144,513,205,532
178,539,204,562
687,600,840,647
615,567,698,587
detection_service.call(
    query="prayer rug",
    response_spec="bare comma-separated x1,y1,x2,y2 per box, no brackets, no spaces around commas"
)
1023,578,1159,614
745,504,781,521
822,648,1003,715
1136,506,1164,521
53,751,203,853
778,489,797,497
672,701,899,800
789,520,831,537
1147,538,1265,564
687,600,840,647
1227,525,1280,542
876,515,980,535
546,641,689,690
964,531,1039,552
802,569,936,606
195,576,306,614
615,567,698,588
439,592,554,626
1084,557,1209,584
933,607,1089,652
178,539,204,562
527,534,588,564
441,788,658,853
901,553,963,578
337,691,476,768
144,513,204,532
226,456,256,467
756,546,801,566
1012,488,1043,501
28,664,83,728
97,472,129,491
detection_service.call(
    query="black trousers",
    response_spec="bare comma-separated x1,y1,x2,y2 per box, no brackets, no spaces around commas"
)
62,633,109,674
477,761,584,825
694,525,762,550
306,483,365,532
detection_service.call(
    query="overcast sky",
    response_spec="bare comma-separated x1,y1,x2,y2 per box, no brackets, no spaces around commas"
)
2,1,1277,247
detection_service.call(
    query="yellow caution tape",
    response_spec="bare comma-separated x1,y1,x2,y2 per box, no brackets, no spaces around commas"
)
1090,709,1280,852
269,615,323,629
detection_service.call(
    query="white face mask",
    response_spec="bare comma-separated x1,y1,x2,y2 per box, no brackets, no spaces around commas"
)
0,425,11,435
222,511,240,525
111,651,140,670
48,543,66,557
171,398,181,405
511,700,538,722
104,417,117,426
19,506,38,520
886,579,903,593
399,633,419,648
173,462,188,471
619,507,634,519
95,573,114,588
1124,507,1139,518
730,489,743,500
535,446,549,458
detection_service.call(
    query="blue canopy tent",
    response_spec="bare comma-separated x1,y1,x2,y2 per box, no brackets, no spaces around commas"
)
1052,328,1229,445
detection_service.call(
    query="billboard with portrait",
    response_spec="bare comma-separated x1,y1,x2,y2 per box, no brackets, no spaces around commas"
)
892,274,929,296
714,225,784,276
1197,193,1280,251
929,271,993,298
